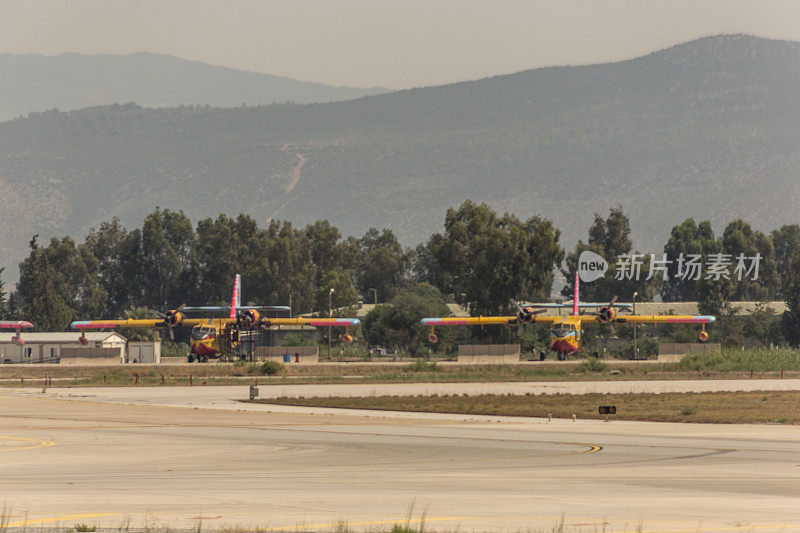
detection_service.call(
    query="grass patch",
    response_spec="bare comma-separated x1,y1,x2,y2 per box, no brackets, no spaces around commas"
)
404,358,440,372
2,348,800,387
674,347,800,372
257,390,800,424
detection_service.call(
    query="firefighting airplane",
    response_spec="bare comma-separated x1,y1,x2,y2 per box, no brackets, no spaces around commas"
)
421,273,715,360
71,274,360,362
0,321,34,345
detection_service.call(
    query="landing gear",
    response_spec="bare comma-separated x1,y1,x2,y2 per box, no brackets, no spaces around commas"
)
538,351,547,361
556,351,566,361
188,354,195,363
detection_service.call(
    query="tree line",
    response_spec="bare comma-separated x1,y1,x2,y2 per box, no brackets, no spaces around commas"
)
1,201,800,350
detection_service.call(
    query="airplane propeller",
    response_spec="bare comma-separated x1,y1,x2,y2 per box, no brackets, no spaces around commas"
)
510,298,546,337
150,304,186,340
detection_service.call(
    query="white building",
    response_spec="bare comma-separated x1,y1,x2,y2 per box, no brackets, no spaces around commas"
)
0,332,127,364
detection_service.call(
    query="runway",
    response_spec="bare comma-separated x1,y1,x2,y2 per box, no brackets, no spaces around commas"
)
1,385,799,532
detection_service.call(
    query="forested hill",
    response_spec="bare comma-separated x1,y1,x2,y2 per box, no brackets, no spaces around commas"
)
1,34,799,280
0,52,389,121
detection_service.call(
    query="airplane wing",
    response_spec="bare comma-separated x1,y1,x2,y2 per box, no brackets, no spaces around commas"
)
260,318,361,327
181,306,291,313
527,302,633,309
579,314,715,325
70,319,208,329
614,315,716,324
420,316,563,326
0,321,34,330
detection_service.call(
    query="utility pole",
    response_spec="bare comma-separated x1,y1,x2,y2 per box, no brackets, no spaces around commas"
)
632,291,638,359
328,287,335,359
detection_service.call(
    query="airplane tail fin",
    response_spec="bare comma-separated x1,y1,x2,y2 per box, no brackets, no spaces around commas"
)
573,272,579,316
230,274,241,319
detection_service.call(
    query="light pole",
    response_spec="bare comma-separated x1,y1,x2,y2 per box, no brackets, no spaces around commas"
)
328,287,335,358
632,291,638,359
369,288,377,306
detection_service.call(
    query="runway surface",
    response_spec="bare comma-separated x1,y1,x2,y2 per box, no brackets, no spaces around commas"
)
1,384,799,532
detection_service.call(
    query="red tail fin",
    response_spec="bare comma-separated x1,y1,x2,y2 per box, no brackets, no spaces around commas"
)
573,272,579,316
230,274,241,319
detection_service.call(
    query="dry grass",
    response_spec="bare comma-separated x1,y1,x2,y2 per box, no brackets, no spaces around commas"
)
1,349,800,388
259,390,800,424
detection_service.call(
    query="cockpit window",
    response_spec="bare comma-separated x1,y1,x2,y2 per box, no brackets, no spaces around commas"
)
551,324,576,337
191,327,216,340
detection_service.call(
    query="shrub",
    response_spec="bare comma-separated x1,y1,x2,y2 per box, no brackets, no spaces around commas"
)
580,357,608,373
404,358,439,372
260,360,284,375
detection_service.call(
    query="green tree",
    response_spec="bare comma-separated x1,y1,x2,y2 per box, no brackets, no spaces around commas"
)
661,218,721,305
771,224,800,298
355,228,409,302
250,220,317,314
426,201,563,316
721,219,778,301
0,267,7,320
362,283,455,357
17,236,107,330
195,214,266,305
314,269,359,316
305,220,345,279
780,252,800,347
563,207,655,302
84,218,143,317
140,208,198,310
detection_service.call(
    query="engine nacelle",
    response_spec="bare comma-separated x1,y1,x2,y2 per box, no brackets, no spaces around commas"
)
78,334,88,346
517,306,535,324
342,334,354,344
163,310,183,326
698,330,709,342
597,306,616,323
428,332,439,344
11,335,24,346
238,309,260,326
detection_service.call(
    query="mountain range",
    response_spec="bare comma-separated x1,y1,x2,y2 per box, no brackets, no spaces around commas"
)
1,34,799,282
0,51,388,122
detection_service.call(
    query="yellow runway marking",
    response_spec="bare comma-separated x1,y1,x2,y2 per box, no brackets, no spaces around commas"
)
4,513,116,527
261,517,800,533
0,435,55,451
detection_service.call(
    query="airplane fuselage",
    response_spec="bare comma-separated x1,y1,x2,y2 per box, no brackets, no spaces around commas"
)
548,316,582,358
189,319,233,361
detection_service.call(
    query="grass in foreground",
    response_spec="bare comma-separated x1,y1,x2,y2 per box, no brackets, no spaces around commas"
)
257,390,800,424
1,348,799,387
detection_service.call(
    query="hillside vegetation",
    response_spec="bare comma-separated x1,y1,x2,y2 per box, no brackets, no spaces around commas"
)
1,35,799,277
0,51,388,121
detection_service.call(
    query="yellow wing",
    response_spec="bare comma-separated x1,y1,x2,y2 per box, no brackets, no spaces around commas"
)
70,318,208,329
578,314,715,325
420,315,562,326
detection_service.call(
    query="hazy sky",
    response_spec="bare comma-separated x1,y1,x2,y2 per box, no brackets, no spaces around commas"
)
2,0,799,89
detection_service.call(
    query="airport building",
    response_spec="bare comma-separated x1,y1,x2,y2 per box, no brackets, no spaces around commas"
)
0,332,127,364
0,333,161,364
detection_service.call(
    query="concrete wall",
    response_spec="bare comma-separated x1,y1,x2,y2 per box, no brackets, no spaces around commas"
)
457,344,520,364
255,345,319,364
657,343,721,362
60,347,125,365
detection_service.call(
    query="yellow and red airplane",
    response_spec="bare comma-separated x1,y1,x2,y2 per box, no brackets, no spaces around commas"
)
421,273,715,360
71,274,360,362
0,320,34,346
